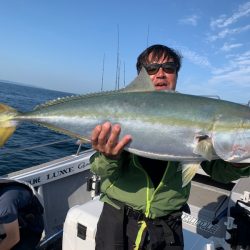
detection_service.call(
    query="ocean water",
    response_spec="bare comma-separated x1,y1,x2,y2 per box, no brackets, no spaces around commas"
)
0,81,85,176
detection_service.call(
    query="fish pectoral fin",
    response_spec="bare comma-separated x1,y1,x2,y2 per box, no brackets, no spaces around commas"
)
181,162,200,187
193,137,215,161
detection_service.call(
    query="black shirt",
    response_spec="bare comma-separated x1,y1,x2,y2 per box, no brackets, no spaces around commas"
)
0,184,44,233
137,156,167,188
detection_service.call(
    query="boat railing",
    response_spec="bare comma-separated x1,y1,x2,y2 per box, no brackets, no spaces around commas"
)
199,95,221,99
1,138,90,156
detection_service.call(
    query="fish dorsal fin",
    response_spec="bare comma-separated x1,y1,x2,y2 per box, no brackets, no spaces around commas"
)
121,67,155,92
33,90,118,111
33,68,153,111
34,95,77,110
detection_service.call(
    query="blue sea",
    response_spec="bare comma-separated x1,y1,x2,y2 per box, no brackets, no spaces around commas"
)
0,81,85,176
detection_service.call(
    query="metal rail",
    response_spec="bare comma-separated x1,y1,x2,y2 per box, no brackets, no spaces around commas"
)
1,139,76,156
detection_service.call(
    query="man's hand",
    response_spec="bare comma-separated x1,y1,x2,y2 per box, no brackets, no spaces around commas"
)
91,122,132,159
0,220,20,250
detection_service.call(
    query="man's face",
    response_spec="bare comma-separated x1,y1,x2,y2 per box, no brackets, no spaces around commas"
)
146,53,177,91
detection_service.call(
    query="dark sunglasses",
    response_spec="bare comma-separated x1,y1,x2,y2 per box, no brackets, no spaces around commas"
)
144,62,177,75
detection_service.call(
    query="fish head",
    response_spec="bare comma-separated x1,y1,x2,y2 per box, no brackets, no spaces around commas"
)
212,113,250,163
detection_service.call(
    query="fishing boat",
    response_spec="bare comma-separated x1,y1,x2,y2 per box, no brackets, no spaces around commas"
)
1,140,249,250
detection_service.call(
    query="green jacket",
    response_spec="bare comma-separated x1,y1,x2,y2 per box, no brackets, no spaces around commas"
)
90,152,250,219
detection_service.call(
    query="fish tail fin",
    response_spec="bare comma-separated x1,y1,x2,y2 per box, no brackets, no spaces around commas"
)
0,103,18,147
181,162,200,187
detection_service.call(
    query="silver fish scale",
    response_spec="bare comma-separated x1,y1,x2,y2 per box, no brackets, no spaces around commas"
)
15,91,250,162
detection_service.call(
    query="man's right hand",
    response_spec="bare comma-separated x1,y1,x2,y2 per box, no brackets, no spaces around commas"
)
91,122,132,159
0,220,20,250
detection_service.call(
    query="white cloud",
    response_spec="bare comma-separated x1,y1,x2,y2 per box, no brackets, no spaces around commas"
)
209,67,250,87
209,51,250,87
210,1,250,29
212,63,236,75
221,42,243,52
235,50,250,61
208,24,250,41
176,46,212,69
179,15,199,26
210,15,227,30
179,2,250,104
178,49,250,103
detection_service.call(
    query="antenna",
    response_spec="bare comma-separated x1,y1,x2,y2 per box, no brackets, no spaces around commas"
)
115,25,120,90
146,24,150,47
101,53,105,91
123,61,126,87
117,59,121,90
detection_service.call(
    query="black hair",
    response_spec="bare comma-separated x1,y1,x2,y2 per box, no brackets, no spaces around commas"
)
136,44,182,75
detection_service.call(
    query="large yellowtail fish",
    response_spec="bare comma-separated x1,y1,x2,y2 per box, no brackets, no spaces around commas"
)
1,68,250,186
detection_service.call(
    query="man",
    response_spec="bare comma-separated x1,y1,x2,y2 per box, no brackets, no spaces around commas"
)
90,44,250,250
0,179,44,250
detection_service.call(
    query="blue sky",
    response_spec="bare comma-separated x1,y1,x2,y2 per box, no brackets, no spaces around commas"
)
0,0,249,104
